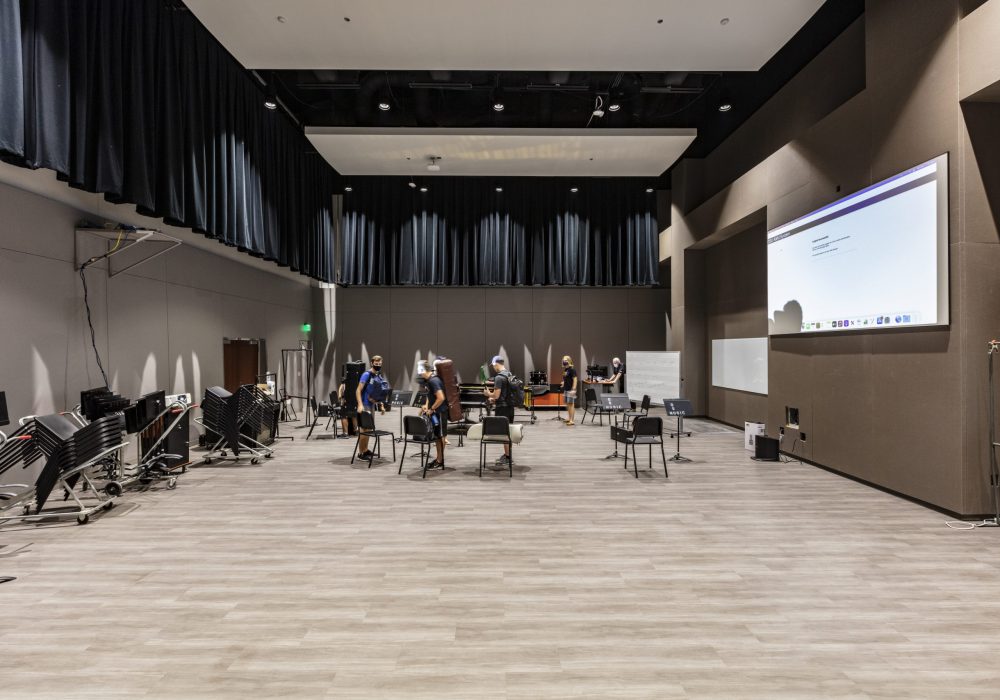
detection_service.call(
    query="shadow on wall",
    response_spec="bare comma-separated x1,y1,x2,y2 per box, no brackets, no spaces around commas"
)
769,300,804,336
962,101,1000,240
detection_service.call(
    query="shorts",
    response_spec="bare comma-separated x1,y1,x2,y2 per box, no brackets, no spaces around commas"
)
432,411,448,439
564,391,577,402
494,405,515,423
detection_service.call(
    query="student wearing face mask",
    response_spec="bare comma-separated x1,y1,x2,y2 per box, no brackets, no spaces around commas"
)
417,361,448,469
355,355,383,461
561,355,578,426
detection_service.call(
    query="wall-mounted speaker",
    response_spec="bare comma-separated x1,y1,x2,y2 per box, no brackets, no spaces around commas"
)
754,435,780,462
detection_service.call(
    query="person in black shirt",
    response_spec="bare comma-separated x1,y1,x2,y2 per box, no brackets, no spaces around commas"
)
561,355,578,426
484,355,513,466
418,361,447,469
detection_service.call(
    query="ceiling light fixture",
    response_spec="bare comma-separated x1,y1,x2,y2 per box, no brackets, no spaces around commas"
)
344,186,353,192
276,15,286,23
420,187,428,193
495,186,503,193
426,156,442,172
570,187,579,193
646,188,654,193
720,17,730,25
493,101,505,112
608,103,621,112
408,180,417,189
718,85,733,112
263,95,278,110
378,101,391,111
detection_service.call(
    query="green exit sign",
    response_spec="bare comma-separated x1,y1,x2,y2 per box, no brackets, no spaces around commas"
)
301,323,312,333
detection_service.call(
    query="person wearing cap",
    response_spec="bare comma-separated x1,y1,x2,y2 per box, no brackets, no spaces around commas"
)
355,354,383,460
561,355,578,426
418,360,448,469
483,355,514,467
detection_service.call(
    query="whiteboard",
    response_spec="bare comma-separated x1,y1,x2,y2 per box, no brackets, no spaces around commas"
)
711,337,768,395
625,351,681,403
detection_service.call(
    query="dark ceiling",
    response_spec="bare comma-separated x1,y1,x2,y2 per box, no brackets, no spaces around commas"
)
260,0,863,181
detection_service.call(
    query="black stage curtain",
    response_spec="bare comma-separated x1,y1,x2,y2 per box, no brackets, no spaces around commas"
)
0,0,335,282
341,178,659,286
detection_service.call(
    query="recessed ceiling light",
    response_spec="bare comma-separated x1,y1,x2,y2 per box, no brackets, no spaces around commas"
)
344,186,353,192
657,18,663,24
276,16,286,23
570,187,579,193
608,103,621,112
720,17,730,25
420,187,428,193
378,101,391,111
493,102,505,112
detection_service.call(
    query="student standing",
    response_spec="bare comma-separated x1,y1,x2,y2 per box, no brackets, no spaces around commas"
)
418,361,448,470
355,355,383,460
562,355,578,426
483,355,514,467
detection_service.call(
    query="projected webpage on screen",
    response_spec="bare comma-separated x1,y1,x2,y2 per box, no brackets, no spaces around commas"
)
767,157,947,335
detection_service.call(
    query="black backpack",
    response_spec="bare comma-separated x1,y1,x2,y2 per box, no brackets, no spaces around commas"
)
499,370,525,407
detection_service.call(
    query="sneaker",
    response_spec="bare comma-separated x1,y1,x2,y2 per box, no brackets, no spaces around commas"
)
426,460,446,470
359,450,374,459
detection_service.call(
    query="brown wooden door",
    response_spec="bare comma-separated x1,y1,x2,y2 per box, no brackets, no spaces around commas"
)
223,339,259,392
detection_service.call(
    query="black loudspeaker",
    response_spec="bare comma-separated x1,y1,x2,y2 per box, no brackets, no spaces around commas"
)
341,361,366,414
0,391,8,427
754,435,780,462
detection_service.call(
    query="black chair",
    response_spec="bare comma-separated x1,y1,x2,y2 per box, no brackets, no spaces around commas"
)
306,397,340,440
624,395,651,427
350,410,395,468
479,416,512,478
582,388,613,425
399,415,435,478
623,416,668,479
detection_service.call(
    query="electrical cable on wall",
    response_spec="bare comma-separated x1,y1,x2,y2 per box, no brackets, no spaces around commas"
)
78,230,126,388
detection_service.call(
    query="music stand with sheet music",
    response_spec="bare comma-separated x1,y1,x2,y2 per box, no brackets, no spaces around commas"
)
601,394,632,459
663,399,693,462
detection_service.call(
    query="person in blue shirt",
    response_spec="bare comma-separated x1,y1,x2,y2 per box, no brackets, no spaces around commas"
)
355,355,383,460
418,361,448,470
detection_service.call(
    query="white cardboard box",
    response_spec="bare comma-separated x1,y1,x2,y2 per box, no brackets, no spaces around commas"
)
745,422,766,451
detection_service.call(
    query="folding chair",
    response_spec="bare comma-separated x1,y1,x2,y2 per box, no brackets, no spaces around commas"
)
479,416,512,478
351,410,395,468
623,416,668,479
583,388,613,425
399,416,435,478
624,395,651,427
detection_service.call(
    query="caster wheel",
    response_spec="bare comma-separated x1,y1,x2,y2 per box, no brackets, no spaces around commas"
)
77,513,89,525
104,481,122,498
167,478,178,490
220,451,227,457
23,505,31,516
181,465,188,473
265,453,274,459
203,457,212,465
251,458,259,465
104,501,114,511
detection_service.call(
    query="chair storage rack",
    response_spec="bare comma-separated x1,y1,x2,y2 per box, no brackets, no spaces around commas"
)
197,386,275,465
0,414,126,526
102,399,193,497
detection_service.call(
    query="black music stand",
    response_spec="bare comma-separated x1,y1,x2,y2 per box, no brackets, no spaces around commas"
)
391,391,413,443
0,390,13,584
601,394,632,459
663,399,693,462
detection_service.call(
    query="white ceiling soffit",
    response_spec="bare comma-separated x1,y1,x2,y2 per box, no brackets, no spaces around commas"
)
185,0,826,72
305,128,697,177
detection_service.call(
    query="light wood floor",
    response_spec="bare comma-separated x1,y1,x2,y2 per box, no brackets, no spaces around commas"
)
1,409,998,699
